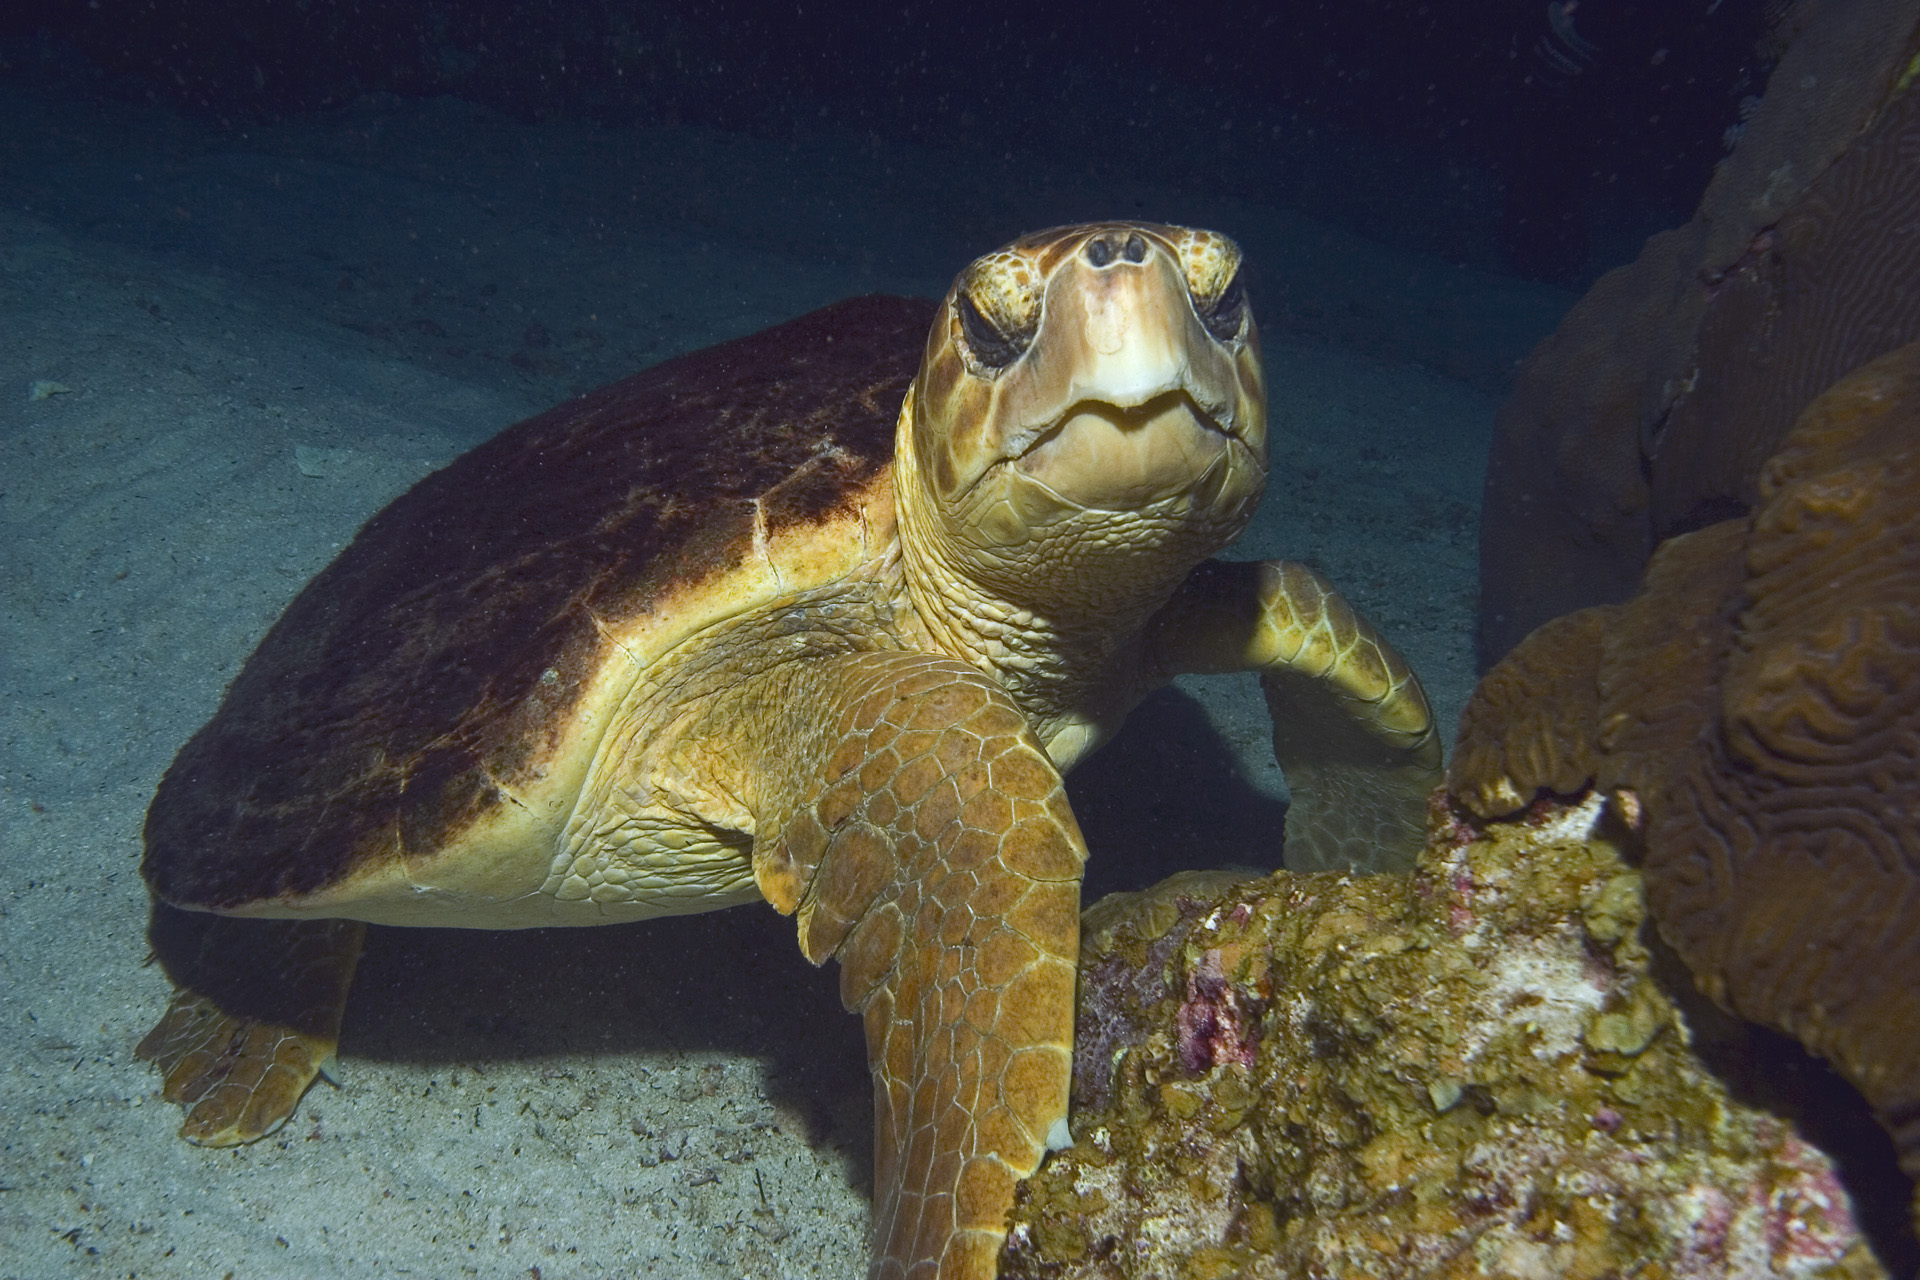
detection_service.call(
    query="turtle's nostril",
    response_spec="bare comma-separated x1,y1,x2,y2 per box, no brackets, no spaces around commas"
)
1085,232,1148,268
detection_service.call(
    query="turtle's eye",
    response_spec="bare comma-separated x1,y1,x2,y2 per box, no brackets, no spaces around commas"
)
1196,272,1247,343
958,289,1032,371
953,249,1042,374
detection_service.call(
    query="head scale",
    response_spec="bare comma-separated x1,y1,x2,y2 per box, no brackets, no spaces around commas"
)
897,222,1268,623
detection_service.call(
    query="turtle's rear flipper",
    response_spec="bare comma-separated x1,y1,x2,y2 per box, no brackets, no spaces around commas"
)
750,652,1084,1280
1263,665,1440,871
138,901,364,1146
1151,558,1443,874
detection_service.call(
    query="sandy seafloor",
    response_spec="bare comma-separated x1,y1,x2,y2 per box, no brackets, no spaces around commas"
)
0,79,1576,1280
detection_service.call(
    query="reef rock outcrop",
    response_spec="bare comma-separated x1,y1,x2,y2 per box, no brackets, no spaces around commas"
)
1452,341,1920,1242
999,795,1891,1279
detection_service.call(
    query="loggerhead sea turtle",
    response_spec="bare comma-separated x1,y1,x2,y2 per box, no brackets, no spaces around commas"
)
138,222,1441,1279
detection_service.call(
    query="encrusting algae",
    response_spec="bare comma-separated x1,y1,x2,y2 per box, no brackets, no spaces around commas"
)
1000,792,1889,1279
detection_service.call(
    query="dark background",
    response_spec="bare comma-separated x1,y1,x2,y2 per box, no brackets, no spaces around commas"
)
3,0,1771,288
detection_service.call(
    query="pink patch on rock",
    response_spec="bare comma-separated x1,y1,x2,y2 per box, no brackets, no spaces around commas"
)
1523,794,1568,825
1175,949,1259,1074
1681,1184,1735,1264
1429,792,1481,850
1425,849,1478,938
1760,1134,1860,1267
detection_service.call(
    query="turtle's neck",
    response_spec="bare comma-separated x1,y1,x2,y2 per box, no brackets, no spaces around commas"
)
892,441,1187,770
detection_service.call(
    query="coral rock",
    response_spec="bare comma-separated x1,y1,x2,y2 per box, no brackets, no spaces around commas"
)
1001,796,1888,1279
1451,343,1920,1230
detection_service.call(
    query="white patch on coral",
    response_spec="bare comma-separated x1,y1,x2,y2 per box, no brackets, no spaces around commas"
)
1478,1233,1559,1280
1449,792,1614,1065
1479,940,1609,1062
1532,790,1607,843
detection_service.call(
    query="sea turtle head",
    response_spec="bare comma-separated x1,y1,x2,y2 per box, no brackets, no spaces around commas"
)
897,222,1267,627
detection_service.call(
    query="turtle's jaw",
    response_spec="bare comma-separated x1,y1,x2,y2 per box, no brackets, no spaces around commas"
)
1009,388,1247,514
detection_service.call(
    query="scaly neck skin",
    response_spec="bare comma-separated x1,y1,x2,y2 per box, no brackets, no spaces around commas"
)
893,442,1182,770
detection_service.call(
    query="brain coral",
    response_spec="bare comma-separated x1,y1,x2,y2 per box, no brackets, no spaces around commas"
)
1450,341,1920,1231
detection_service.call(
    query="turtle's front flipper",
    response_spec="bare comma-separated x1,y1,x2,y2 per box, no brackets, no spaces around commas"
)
1150,559,1442,872
748,651,1083,1280
138,901,364,1145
